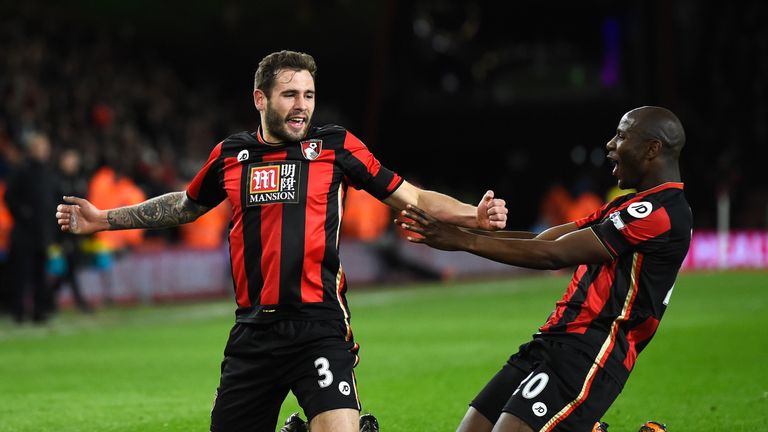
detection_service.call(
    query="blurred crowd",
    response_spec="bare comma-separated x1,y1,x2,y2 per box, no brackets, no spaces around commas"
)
0,6,240,323
0,129,234,323
0,4,242,191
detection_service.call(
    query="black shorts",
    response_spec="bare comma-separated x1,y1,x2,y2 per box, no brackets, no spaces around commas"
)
210,319,361,432
470,339,625,432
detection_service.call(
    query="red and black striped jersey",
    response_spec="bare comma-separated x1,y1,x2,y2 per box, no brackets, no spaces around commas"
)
537,182,692,381
186,125,403,323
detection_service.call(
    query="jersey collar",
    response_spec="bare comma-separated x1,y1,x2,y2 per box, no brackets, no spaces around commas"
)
255,126,313,146
255,127,284,147
635,182,684,198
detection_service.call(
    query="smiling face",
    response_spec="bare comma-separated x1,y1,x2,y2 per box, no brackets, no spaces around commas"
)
605,112,650,190
254,69,315,143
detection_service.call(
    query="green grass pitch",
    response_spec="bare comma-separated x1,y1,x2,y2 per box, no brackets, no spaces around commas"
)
1,271,766,431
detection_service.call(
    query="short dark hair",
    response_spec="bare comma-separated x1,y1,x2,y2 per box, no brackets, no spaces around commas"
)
629,106,686,157
254,50,317,97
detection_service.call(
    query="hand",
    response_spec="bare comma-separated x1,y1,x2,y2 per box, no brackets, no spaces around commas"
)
56,196,107,235
397,205,467,251
476,190,508,230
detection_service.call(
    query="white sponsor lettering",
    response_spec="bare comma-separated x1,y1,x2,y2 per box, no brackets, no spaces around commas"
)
248,191,296,204
281,163,296,177
260,170,276,189
280,176,296,191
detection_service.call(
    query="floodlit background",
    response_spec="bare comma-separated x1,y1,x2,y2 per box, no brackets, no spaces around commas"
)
1,1,767,431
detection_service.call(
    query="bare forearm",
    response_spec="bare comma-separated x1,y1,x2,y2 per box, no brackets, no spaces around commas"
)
463,228,610,270
461,228,538,239
386,181,506,229
417,190,477,228
464,236,563,269
535,222,578,240
107,192,209,230
461,222,578,240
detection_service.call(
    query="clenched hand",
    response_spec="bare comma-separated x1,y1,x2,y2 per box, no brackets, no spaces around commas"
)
55,196,108,235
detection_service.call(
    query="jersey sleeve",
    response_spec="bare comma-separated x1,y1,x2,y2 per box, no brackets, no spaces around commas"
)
337,131,404,200
590,199,672,257
186,142,226,208
574,201,614,228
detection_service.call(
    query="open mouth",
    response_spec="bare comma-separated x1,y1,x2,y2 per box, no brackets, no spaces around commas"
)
607,155,619,176
287,116,306,131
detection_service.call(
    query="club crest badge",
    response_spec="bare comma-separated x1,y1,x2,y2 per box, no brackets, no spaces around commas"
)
300,140,322,161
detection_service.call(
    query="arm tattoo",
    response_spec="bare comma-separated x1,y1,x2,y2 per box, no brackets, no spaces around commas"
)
107,192,211,230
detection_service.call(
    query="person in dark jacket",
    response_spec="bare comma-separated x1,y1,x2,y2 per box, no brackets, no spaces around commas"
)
5,132,59,323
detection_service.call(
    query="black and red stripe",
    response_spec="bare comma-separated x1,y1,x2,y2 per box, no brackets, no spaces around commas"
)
185,125,402,323
538,182,691,382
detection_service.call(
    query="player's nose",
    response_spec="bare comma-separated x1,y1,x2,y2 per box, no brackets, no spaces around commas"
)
293,96,309,111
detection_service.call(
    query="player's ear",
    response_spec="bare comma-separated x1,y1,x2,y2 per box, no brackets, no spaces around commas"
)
646,139,662,160
253,89,267,111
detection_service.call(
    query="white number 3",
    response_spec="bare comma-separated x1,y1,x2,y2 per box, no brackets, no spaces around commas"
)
314,357,334,388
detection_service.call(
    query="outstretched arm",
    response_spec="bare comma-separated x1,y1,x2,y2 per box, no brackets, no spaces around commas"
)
56,192,212,235
383,180,508,230
399,206,611,270
460,222,579,240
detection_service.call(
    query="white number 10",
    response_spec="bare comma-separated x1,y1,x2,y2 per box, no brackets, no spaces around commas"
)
513,371,550,400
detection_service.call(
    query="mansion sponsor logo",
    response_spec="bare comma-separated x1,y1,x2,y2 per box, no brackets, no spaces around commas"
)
246,161,301,206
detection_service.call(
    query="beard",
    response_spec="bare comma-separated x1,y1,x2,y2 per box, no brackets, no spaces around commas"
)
264,103,310,143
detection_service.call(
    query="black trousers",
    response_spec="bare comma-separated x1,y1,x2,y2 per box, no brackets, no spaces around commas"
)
8,243,52,322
